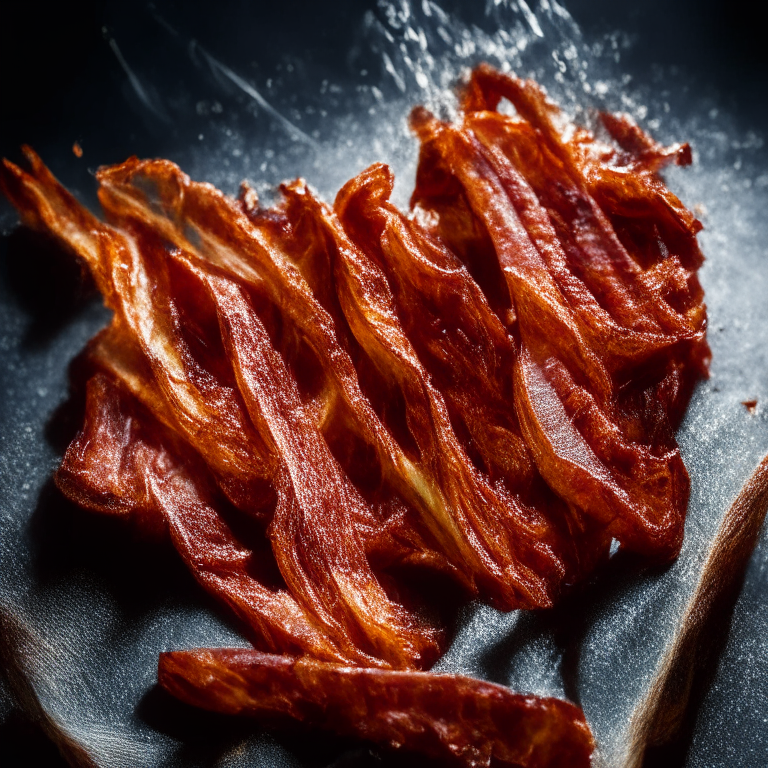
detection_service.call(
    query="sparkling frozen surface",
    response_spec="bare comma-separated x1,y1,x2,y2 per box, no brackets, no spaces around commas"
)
1,1,768,766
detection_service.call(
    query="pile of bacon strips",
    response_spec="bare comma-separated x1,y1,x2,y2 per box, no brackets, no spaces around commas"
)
1,66,709,767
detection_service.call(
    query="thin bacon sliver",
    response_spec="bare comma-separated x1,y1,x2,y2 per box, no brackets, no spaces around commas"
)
461,67,709,403
285,181,566,609
0,152,275,514
58,374,352,662
334,162,607,580
200,267,439,669
158,647,594,768
409,77,707,559
92,159,449,565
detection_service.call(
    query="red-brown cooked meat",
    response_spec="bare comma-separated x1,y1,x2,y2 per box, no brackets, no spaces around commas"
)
410,66,708,560
159,647,594,768
0,62,710,767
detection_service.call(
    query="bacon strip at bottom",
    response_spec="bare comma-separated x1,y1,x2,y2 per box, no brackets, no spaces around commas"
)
158,648,593,768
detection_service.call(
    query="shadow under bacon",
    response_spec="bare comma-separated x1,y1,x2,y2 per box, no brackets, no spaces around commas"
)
0,63,710,767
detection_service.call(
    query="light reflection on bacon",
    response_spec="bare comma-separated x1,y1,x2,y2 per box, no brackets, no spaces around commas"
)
333,163,609,584
410,67,708,560
282,180,570,610
0,64,710,767
158,648,594,768
58,375,349,663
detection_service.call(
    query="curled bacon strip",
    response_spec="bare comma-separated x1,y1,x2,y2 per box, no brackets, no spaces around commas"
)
281,180,569,609
201,269,437,669
0,64,710,767
0,149,275,514
90,157,457,584
91,155,572,609
158,647,594,768
410,68,708,560
0,149,439,671
58,374,348,662
333,162,609,581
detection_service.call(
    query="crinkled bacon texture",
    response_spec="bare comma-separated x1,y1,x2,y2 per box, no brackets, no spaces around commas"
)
0,65,709,767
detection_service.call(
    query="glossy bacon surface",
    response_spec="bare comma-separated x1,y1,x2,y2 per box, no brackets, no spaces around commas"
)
333,163,610,583
0,149,275,514
411,66,709,560
158,648,594,768
0,148,439,672
281,179,572,609
91,157,463,589
0,64,710,767
58,374,349,662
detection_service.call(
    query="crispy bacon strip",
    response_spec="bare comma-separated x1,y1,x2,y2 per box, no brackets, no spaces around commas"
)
91,159,468,587
58,374,350,662
90,156,570,609
409,74,707,559
199,267,438,669
461,66,709,423
283,180,569,609
158,647,594,768
0,151,275,514
512,347,687,557
1,152,440,670
334,162,609,579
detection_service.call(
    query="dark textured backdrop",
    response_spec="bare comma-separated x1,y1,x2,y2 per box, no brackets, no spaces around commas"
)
2,0,766,159
1,1,766,766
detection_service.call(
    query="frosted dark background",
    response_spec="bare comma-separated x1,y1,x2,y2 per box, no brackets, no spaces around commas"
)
1,2,767,767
